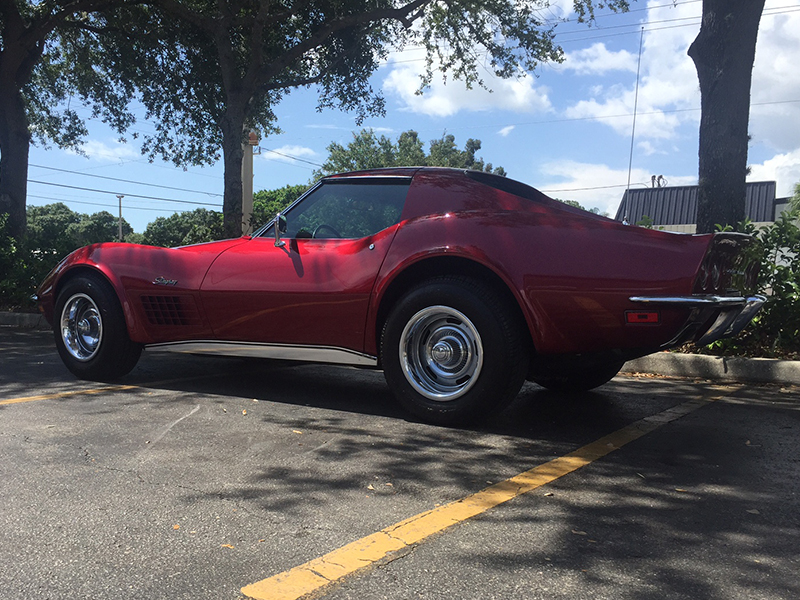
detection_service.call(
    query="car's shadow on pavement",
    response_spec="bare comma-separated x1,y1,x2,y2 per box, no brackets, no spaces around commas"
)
124,350,641,440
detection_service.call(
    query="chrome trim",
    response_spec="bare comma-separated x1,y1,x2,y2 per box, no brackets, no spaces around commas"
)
630,294,766,347
145,340,377,367
629,295,748,306
723,295,767,339
695,309,742,346
153,276,178,286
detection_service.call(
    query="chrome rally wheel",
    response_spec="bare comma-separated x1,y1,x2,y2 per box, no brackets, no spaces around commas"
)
53,274,142,381
60,293,103,361
381,276,529,425
400,306,483,401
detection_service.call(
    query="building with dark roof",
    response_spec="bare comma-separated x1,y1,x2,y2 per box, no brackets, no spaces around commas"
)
614,181,791,233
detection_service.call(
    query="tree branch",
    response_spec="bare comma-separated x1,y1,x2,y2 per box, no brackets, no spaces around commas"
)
260,0,434,83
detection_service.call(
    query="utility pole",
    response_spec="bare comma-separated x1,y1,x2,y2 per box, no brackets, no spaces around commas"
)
116,194,124,242
242,130,260,235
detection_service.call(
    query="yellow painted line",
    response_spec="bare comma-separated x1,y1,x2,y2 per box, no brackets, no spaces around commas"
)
0,372,225,406
242,388,736,600
0,385,140,406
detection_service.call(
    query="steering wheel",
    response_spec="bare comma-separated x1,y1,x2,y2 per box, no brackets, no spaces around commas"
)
312,223,342,239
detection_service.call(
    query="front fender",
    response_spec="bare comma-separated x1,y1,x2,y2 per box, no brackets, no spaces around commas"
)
39,240,247,344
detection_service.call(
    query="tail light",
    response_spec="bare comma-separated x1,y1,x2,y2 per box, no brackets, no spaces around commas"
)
693,233,756,295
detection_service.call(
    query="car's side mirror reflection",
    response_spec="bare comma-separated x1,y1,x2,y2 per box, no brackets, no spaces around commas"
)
274,213,287,247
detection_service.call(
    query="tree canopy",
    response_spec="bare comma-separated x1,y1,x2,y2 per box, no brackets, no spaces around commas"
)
0,0,138,240
1,0,771,240
315,129,506,178
251,184,310,231
75,0,566,238
141,208,224,248
25,203,134,258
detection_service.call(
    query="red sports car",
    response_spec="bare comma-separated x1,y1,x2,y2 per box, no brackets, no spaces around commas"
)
36,168,764,424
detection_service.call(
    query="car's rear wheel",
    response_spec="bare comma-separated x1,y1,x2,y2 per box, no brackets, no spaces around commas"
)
530,358,624,393
381,276,528,425
54,274,142,381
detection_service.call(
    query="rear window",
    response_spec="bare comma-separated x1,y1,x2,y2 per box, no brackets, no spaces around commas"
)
465,171,546,202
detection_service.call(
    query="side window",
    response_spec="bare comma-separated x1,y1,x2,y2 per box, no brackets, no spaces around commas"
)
282,180,409,239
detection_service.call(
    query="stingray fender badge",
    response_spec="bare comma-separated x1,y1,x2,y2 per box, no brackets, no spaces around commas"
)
153,276,178,286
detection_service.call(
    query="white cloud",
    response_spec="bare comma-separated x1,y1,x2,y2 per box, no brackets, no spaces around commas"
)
637,140,663,157
261,145,317,164
382,60,552,117
561,1,702,142
534,159,696,217
77,139,138,162
748,148,800,197
305,124,348,131
749,4,800,152
498,125,515,137
565,93,684,140
562,43,637,75
559,0,800,155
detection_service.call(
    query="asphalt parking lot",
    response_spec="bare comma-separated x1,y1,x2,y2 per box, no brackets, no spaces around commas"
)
1,327,799,600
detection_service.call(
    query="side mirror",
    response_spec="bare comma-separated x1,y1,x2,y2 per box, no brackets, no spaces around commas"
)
274,213,287,247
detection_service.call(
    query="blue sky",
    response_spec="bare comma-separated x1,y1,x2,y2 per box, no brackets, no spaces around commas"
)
26,0,800,233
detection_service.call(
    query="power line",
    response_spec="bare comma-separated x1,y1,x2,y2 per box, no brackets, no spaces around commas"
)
553,5,800,43
382,4,800,59
404,99,800,137
261,147,324,167
27,195,184,213
29,164,223,197
27,180,222,207
545,0,702,26
539,183,643,194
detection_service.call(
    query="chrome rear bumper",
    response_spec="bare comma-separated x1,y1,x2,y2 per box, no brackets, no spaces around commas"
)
629,294,766,347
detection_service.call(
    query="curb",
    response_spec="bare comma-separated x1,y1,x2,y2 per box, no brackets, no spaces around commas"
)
623,353,800,387
0,311,50,330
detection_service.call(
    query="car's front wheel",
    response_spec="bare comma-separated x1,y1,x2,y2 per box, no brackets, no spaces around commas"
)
381,276,529,425
53,274,142,381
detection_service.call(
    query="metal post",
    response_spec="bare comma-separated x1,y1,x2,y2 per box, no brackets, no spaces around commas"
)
116,194,124,242
242,130,258,235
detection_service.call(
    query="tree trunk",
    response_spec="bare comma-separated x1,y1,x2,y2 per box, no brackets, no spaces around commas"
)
0,86,31,240
688,0,765,234
220,112,245,239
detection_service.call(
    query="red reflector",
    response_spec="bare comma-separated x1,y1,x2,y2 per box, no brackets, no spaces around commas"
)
626,311,660,324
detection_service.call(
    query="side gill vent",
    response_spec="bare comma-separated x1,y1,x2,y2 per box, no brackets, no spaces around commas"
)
141,295,200,326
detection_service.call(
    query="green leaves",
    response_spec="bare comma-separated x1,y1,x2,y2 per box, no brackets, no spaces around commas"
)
142,208,224,247
315,128,506,178
250,184,310,230
0,204,137,310
703,183,800,359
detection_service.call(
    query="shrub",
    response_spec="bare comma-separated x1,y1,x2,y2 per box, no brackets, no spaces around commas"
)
700,189,800,359
1,204,138,311
0,214,52,311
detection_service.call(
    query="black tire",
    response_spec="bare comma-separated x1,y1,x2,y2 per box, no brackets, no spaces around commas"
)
381,276,529,425
530,358,623,393
53,274,142,381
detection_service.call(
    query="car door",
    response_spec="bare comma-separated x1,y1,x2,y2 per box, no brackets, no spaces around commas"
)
199,177,410,354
